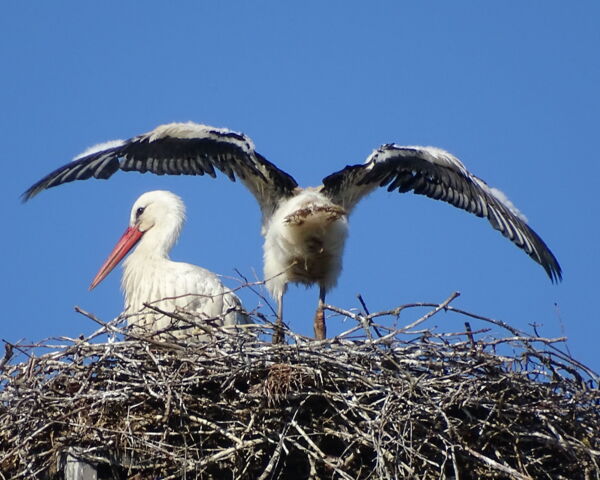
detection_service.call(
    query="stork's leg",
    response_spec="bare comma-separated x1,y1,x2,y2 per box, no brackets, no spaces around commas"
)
272,291,284,344
314,286,326,340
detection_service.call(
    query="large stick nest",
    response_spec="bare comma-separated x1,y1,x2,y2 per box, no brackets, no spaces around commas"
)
1,293,598,479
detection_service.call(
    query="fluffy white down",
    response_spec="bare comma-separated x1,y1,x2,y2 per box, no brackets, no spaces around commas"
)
121,190,249,340
263,189,349,300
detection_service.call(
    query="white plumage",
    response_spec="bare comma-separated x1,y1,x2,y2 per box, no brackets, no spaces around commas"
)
25,122,562,341
90,190,249,340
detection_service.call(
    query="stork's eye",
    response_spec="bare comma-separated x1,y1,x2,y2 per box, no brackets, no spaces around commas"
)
135,207,145,219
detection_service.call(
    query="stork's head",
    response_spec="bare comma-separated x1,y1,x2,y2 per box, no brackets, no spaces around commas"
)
128,190,186,245
89,190,186,290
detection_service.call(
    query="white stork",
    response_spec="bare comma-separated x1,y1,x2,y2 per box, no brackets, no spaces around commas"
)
89,189,249,340
24,122,562,342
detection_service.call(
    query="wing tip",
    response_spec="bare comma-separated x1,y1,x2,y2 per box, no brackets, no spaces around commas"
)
20,186,39,203
548,262,563,284
537,246,562,283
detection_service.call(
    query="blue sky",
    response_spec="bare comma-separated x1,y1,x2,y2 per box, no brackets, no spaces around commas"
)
2,2,598,372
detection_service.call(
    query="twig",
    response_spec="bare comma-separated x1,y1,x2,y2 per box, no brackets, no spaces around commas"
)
0,342,14,372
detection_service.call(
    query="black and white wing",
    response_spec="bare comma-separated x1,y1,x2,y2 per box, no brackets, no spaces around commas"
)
23,122,298,219
321,144,562,282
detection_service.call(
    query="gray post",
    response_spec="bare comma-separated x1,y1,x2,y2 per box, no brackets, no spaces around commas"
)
63,449,98,480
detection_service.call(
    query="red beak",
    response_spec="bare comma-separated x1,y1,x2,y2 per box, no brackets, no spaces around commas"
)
89,226,144,290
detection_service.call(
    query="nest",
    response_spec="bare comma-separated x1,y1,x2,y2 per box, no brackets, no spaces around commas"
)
1,292,598,479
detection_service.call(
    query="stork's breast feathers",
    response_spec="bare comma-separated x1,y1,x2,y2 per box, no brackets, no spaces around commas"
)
124,259,226,315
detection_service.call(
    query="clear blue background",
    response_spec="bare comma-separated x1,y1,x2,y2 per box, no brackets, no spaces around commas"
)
2,2,598,372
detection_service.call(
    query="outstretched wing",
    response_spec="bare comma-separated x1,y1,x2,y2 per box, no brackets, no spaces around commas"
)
23,122,298,219
321,144,562,282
